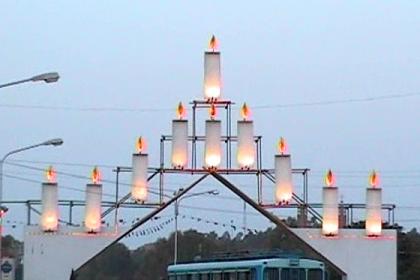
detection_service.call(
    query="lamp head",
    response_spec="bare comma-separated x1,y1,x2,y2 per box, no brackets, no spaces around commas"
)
43,138,64,146
31,72,60,83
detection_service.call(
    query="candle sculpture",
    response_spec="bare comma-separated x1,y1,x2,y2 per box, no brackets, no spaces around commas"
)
322,169,339,236
274,137,293,204
131,137,149,202
204,104,222,168
366,170,382,236
171,102,188,169
40,166,59,232
237,103,255,169
84,167,102,233
204,35,222,101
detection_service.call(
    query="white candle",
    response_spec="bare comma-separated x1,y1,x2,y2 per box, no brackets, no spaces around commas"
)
84,167,102,233
204,35,221,101
322,170,339,236
131,137,149,202
171,102,188,169
237,120,255,169
274,138,293,204
205,105,222,168
237,103,255,169
40,166,59,232
366,171,382,236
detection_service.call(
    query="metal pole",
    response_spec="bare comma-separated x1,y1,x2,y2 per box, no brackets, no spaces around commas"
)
26,201,31,225
69,201,74,225
0,139,63,269
174,199,179,264
173,188,217,264
0,78,31,89
114,167,120,227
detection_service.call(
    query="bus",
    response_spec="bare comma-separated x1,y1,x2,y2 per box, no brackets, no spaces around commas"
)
168,252,326,280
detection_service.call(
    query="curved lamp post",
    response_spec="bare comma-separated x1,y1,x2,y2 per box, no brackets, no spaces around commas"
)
0,72,60,89
0,138,63,264
173,189,219,264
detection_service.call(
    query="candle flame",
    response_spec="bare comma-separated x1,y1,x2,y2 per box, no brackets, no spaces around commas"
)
278,137,287,154
177,102,186,119
241,103,251,120
209,103,217,120
45,165,56,183
325,169,335,187
369,170,379,188
136,137,146,153
91,166,100,184
209,35,218,51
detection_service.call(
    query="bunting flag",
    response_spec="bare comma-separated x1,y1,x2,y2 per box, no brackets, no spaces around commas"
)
124,214,259,239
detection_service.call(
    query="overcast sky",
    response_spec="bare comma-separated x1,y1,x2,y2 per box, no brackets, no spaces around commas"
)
1,1,419,241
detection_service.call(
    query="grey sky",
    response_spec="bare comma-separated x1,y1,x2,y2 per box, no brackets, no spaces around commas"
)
1,1,419,239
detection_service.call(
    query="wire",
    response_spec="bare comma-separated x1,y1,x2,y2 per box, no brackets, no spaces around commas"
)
0,91,419,113
252,92,420,109
4,161,175,196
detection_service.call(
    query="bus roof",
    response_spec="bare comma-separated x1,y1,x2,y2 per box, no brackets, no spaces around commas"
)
168,258,324,273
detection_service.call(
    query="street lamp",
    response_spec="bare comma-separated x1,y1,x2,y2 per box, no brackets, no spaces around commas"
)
0,72,60,89
173,189,219,264
0,138,63,265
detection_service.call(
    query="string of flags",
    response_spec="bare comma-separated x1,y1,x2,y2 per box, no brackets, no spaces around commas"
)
124,214,260,239
1,220,26,229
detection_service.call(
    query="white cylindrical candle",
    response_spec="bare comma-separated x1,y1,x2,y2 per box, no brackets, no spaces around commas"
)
204,51,221,101
84,183,102,233
171,119,188,169
274,154,293,204
366,187,382,236
40,182,59,232
237,120,255,169
322,186,339,236
204,119,222,168
131,153,148,202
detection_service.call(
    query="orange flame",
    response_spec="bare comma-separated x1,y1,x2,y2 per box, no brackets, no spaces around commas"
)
136,137,146,153
369,170,379,188
177,102,186,119
325,169,335,187
241,103,251,120
91,166,100,184
209,103,217,120
278,137,287,154
45,166,56,183
209,35,218,51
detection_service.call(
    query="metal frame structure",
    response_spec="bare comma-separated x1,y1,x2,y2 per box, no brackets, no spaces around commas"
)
73,171,348,279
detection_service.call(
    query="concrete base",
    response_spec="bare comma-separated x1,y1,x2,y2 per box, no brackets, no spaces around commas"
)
24,226,124,280
292,228,397,280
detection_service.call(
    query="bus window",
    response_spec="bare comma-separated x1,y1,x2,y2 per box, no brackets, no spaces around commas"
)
264,268,279,280
168,275,176,280
238,271,252,280
212,272,222,280
308,269,323,280
200,273,209,280
281,268,305,280
223,272,237,280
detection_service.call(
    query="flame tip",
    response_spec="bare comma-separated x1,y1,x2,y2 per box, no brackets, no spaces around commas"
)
209,103,217,119
241,103,251,120
45,165,56,183
136,137,146,153
325,169,335,187
91,166,101,184
209,35,218,51
177,102,186,119
278,137,287,154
